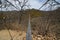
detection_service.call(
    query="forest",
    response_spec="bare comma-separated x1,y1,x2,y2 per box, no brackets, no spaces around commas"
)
0,0,60,40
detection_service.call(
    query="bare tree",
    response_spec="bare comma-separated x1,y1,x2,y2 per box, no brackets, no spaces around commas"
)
0,0,30,23
39,0,60,10
0,0,19,10
37,15,52,36
38,0,60,36
17,0,30,24
0,0,30,40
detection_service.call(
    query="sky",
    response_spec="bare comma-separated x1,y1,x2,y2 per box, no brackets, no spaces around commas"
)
0,0,60,11
28,0,42,9
28,0,60,11
28,0,46,9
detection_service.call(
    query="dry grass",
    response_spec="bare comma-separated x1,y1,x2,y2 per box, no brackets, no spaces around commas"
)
0,30,57,40
0,30,26,40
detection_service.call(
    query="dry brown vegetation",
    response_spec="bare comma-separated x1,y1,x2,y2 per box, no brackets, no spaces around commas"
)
0,8,60,40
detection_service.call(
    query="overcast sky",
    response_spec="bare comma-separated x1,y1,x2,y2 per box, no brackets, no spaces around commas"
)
0,0,60,11
29,0,46,9
29,0,60,10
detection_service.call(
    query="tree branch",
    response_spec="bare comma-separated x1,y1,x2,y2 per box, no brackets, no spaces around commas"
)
6,0,19,10
39,0,49,9
39,0,60,9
